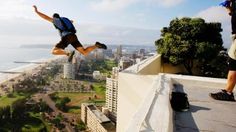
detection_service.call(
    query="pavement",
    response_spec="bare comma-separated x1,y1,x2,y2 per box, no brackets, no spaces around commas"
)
174,85,236,132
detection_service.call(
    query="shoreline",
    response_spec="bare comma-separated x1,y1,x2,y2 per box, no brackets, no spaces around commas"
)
0,56,64,95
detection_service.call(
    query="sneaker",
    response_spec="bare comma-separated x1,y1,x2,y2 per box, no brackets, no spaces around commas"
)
95,42,107,49
68,50,75,62
210,90,235,101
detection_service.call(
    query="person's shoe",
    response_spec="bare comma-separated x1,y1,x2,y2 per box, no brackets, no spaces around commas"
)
95,42,107,49
210,90,235,101
68,50,75,62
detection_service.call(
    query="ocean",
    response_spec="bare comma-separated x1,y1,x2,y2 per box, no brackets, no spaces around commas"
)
0,47,53,71
0,46,56,83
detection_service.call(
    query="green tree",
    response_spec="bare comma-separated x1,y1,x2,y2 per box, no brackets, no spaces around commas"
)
156,17,225,75
56,97,71,112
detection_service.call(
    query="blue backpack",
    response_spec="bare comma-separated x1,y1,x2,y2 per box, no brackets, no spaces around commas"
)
54,17,76,34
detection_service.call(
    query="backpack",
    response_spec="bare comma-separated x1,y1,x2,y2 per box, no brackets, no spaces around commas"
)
53,17,76,34
170,92,190,112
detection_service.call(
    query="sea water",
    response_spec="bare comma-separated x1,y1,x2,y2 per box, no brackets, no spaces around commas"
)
0,46,55,81
0,47,53,71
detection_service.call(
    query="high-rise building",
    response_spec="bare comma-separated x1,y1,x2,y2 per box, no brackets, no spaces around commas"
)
94,49,105,60
116,45,122,60
105,67,119,117
139,48,145,56
63,63,75,79
104,49,113,58
119,57,134,70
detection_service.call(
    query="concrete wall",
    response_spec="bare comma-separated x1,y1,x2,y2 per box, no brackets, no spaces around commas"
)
117,73,156,132
136,54,193,75
138,55,162,75
161,63,187,74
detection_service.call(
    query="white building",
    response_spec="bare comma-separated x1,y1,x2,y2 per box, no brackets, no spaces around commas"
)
93,71,101,80
63,63,75,79
105,67,119,117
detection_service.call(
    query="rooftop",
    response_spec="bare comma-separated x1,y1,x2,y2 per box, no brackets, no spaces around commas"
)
174,81,236,132
117,54,236,132
88,105,111,123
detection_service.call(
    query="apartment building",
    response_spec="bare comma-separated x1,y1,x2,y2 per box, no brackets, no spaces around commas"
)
105,67,119,116
81,103,116,132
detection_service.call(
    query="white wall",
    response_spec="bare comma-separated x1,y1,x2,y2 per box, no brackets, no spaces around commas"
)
117,73,156,132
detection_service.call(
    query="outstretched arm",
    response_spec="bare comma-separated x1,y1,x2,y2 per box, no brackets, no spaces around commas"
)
33,5,53,22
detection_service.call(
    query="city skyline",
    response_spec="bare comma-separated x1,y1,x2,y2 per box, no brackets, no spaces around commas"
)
0,0,232,48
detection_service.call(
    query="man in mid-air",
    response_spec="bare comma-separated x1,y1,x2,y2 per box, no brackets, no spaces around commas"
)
33,5,107,62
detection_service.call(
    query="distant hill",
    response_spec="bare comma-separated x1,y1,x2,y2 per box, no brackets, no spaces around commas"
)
19,44,155,50
20,44,51,49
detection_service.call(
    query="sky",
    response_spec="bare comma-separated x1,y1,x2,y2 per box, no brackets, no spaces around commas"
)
0,0,232,48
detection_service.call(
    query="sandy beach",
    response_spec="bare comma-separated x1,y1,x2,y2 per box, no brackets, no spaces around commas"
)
0,56,63,95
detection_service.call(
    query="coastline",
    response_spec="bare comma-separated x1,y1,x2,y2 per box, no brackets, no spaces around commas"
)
0,56,63,95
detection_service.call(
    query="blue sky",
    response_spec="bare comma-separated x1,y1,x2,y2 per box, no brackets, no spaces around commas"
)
0,0,232,48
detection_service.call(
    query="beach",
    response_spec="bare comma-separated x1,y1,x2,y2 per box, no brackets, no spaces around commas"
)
0,56,63,95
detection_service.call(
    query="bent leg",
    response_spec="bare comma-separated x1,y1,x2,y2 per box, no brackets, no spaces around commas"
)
51,47,69,56
225,70,236,93
76,46,97,56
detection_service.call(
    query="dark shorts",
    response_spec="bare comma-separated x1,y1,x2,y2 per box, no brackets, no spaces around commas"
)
228,57,236,71
55,34,82,49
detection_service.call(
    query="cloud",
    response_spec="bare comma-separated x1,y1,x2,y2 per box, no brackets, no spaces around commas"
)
196,6,230,23
91,0,185,11
148,0,185,8
0,0,31,18
91,0,137,11
195,6,232,48
0,17,58,46
0,17,159,47
78,23,160,45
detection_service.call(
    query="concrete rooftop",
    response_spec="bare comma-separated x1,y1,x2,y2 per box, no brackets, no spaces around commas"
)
117,54,236,132
175,84,236,132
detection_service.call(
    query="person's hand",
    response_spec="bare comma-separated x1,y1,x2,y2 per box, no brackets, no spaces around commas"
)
226,7,232,16
33,5,38,12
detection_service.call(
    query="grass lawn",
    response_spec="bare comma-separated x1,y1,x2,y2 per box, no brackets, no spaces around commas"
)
0,93,26,107
105,60,117,68
92,82,106,96
56,91,105,114
57,93,101,106
22,123,45,132
68,107,81,114
53,80,106,115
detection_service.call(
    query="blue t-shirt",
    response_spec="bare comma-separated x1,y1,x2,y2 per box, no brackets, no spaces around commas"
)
53,18,73,37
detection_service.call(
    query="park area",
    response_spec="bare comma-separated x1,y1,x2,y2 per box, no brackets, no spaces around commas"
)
52,81,106,114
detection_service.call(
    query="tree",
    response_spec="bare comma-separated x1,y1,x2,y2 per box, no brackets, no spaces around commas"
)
56,97,71,112
156,17,225,75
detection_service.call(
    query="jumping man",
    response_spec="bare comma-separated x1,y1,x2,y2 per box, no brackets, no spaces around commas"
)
33,5,107,62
